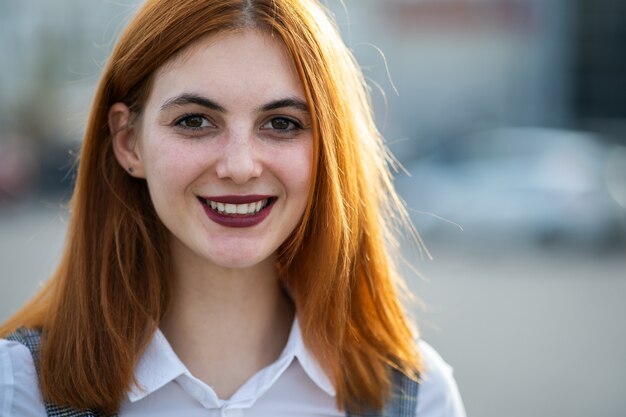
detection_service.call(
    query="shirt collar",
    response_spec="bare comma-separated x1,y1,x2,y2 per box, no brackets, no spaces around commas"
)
290,317,336,397
127,317,336,403
128,328,188,402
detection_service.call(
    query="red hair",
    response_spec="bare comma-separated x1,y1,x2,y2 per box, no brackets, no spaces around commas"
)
1,0,421,414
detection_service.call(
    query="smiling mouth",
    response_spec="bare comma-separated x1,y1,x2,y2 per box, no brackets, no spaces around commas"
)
199,197,276,215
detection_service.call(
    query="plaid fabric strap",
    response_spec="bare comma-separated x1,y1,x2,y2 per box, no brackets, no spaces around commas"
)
6,327,116,417
7,327,418,417
346,368,420,417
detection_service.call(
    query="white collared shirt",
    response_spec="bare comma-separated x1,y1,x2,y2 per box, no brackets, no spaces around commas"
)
0,319,466,417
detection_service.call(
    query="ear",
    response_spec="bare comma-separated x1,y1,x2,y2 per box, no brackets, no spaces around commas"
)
109,102,145,178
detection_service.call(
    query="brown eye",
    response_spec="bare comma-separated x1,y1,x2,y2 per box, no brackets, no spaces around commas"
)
262,116,301,132
174,114,213,131
180,115,207,128
185,116,204,128
271,117,291,130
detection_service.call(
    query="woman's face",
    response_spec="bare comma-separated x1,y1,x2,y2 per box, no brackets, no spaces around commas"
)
125,30,313,269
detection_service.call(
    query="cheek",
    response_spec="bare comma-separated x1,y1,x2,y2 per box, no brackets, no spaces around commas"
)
280,142,314,196
141,135,207,190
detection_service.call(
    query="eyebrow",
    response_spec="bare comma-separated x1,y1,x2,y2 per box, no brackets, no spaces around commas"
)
160,93,225,112
258,98,310,114
159,93,309,114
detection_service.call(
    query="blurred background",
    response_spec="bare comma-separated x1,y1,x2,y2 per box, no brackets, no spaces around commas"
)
1,0,625,416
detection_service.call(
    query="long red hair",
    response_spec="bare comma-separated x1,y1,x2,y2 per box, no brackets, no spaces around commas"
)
1,0,421,414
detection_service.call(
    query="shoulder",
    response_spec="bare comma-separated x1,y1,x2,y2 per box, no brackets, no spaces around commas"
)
0,338,47,417
415,340,466,417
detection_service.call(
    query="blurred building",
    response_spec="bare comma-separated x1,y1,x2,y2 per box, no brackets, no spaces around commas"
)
323,0,626,247
574,0,626,138
326,0,622,156
2,0,624,150
0,0,142,199
1,0,625,241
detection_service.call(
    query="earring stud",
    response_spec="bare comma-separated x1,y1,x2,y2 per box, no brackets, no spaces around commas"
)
128,167,134,174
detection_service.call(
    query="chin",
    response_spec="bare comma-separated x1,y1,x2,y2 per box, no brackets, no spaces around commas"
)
207,251,275,270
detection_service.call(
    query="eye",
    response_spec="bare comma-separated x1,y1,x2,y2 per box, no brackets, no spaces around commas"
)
174,114,213,130
261,116,302,132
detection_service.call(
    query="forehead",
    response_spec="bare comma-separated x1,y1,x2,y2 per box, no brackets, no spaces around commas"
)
146,29,304,108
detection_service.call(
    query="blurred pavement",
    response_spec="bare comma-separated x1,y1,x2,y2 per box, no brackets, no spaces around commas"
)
408,238,626,417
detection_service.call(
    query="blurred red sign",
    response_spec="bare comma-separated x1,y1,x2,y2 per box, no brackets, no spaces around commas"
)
380,0,535,33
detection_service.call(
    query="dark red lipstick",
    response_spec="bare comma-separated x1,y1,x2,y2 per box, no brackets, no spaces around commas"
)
198,195,276,228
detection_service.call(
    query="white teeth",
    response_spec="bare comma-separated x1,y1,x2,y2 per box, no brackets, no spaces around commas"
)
205,198,269,215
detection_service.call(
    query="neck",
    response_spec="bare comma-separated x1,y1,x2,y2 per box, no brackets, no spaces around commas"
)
160,241,294,399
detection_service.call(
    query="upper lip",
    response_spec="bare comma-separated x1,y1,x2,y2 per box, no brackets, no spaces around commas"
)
200,194,274,204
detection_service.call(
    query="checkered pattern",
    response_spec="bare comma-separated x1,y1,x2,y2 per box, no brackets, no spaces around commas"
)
6,328,117,417
385,368,420,417
8,327,418,417
346,368,420,417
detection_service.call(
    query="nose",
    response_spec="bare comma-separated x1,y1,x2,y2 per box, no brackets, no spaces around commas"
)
215,131,262,184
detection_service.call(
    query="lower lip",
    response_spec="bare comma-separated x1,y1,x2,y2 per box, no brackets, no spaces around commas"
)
200,199,274,228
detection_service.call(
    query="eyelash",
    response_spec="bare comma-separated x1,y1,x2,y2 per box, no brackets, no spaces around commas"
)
174,113,214,131
260,116,303,134
172,114,304,135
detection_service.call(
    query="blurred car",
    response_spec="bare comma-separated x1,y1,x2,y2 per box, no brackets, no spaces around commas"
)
395,127,626,250
0,134,78,206
0,135,39,205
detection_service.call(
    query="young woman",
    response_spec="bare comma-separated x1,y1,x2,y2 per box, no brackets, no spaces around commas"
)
0,1,465,416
